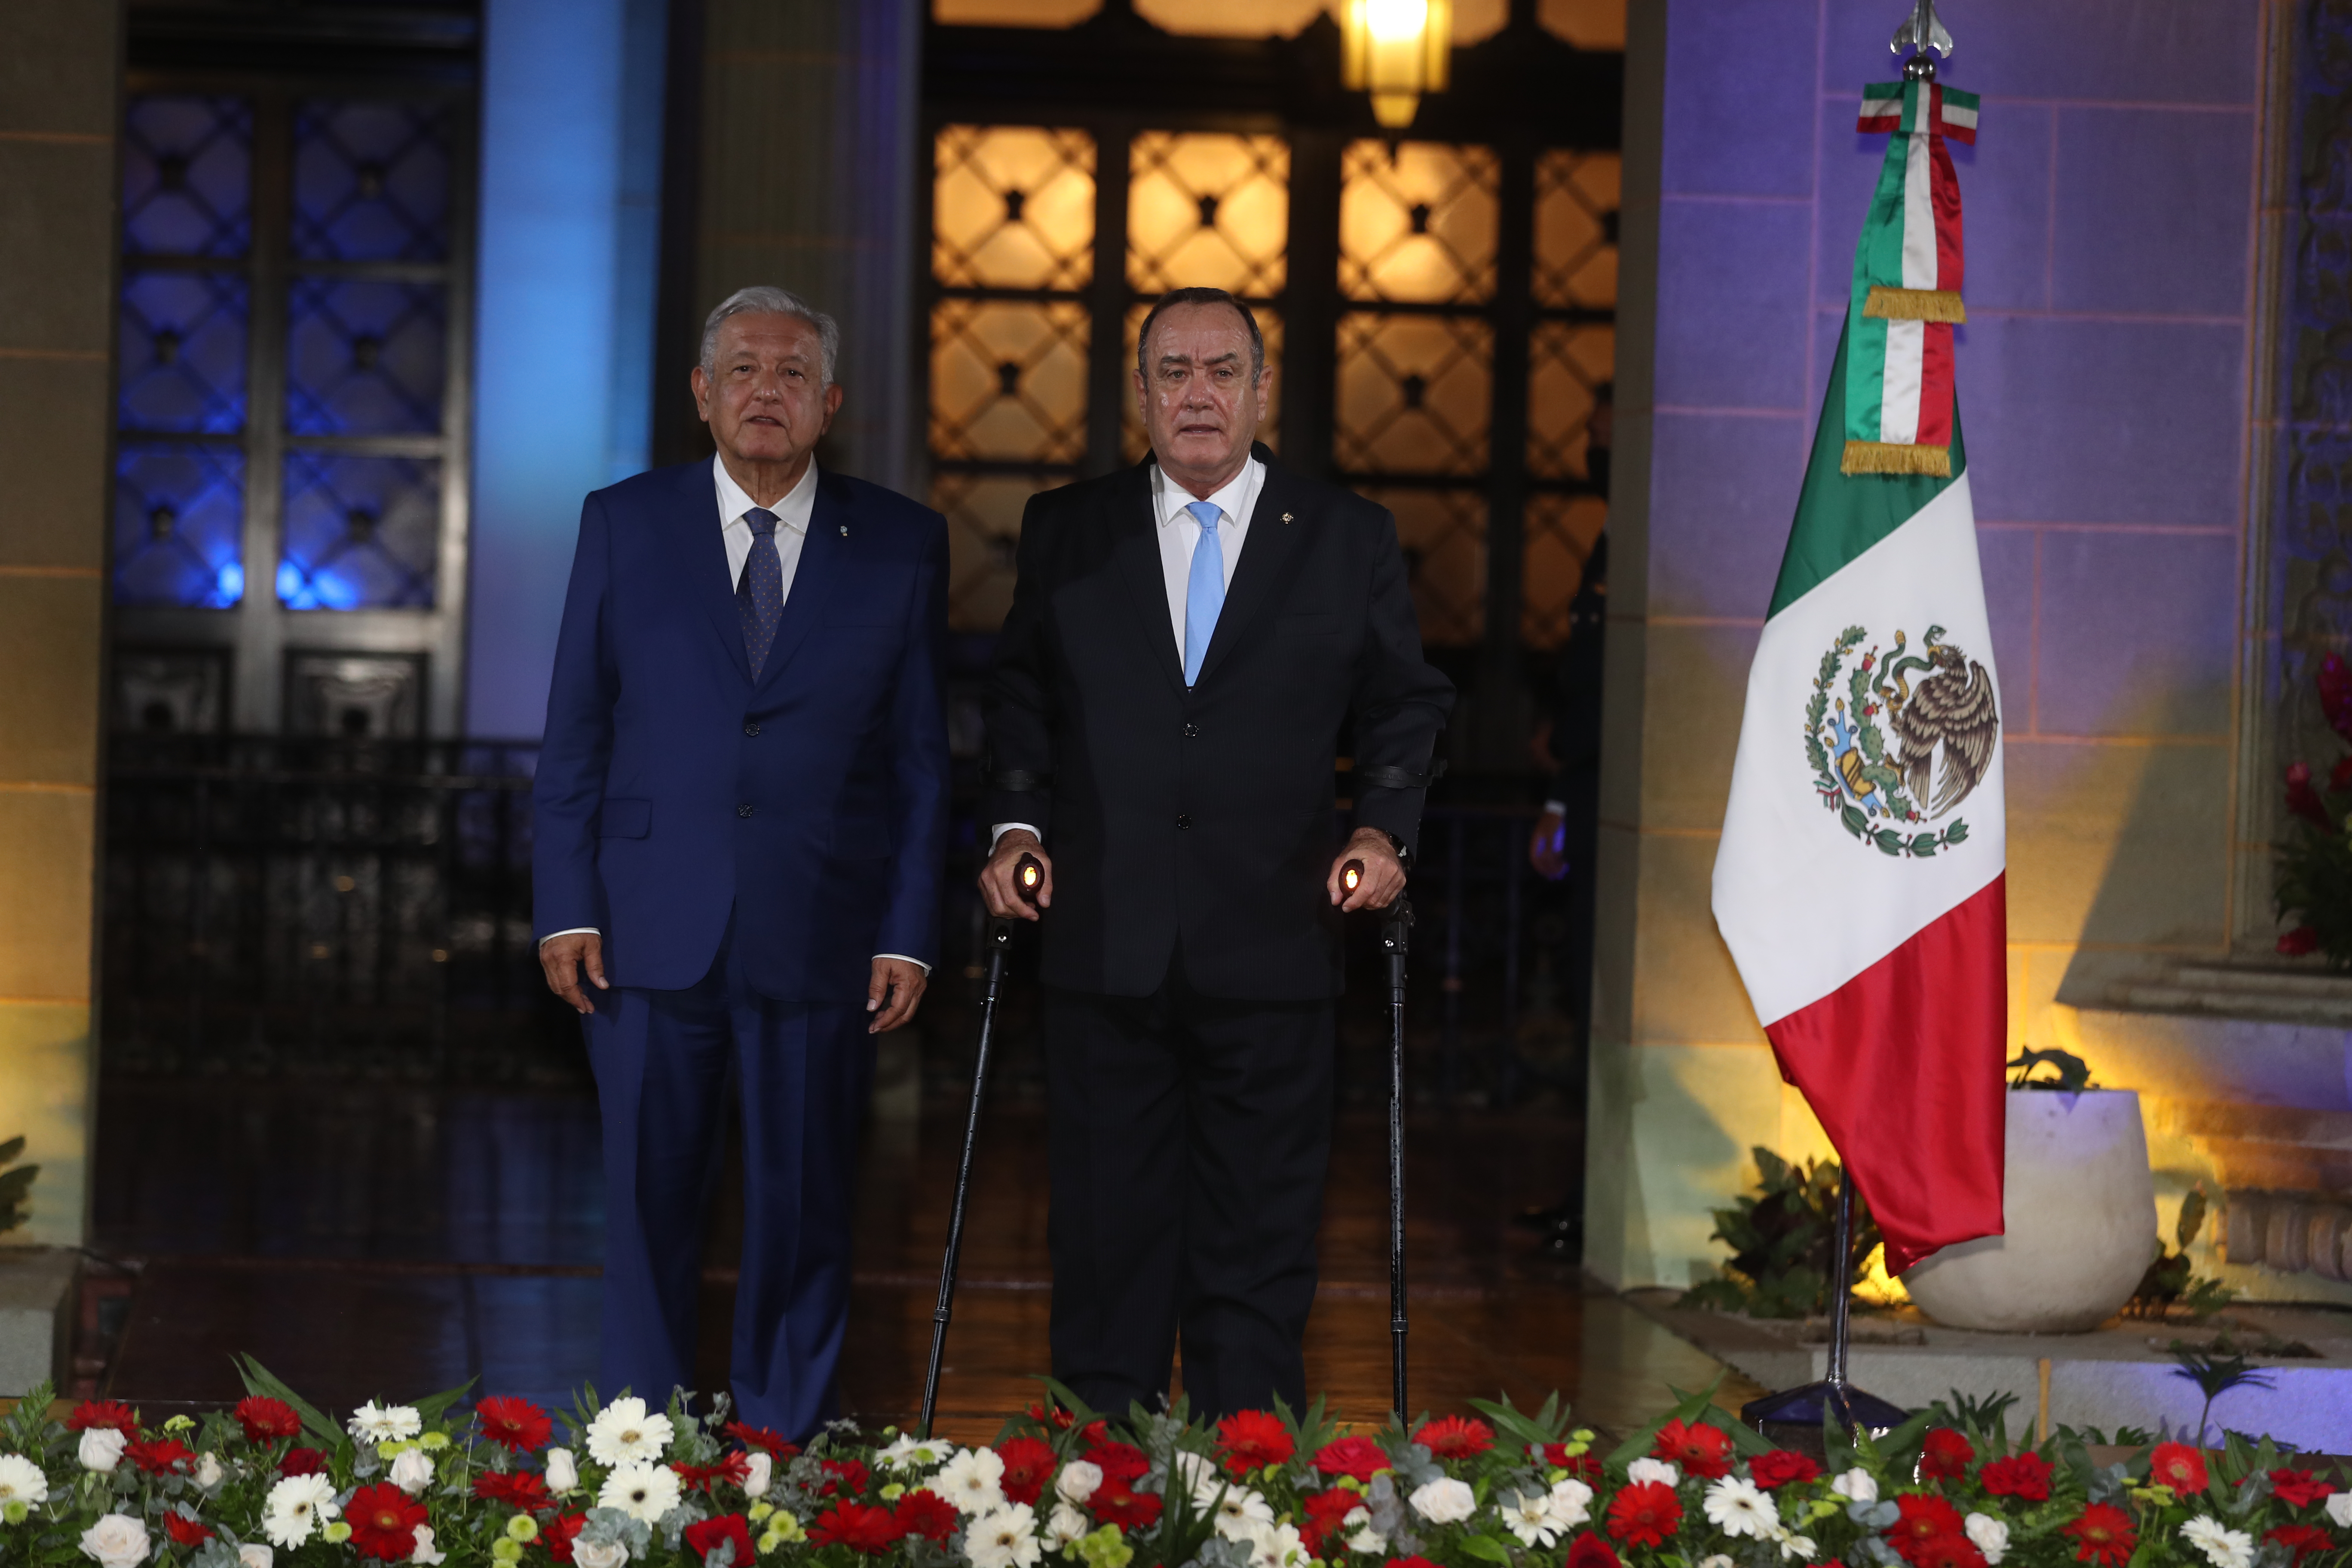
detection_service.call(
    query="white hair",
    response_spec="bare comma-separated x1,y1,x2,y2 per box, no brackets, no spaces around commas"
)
698,285,840,386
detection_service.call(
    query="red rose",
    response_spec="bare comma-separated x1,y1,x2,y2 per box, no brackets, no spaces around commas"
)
808,1503,901,1556
1565,1535,1622,1568
2273,1470,2337,1509
2267,1525,2334,1564
476,1397,554,1454
545,1514,587,1565
2064,1504,2137,1568
2321,652,2352,742
686,1514,761,1563
1919,1429,1976,1480
996,1436,1058,1507
1415,1415,1494,1461
2281,926,2322,957
475,1471,554,1512
1605,1482,1683,1548
2149,1442,2207,1494
1091,1478,1164,1531
234,1397,303,1444
348,1483,427,1562
818,1457,870,1498
1085,1441,1151,1485
162,1514,214,1548
279,1447,328,1477
894,1490,960,1544
2289,763,2331,829
1979,1454,2052,1501
1890,1495,1968,1566
1748,1450,1820,1489
674,1455,753,1494
723,1423,798,1460
1386,1558,1444,1568
127,1438,196,1476
1216,1410,1295,1474
1540,1443,1602,1479
1302,1490,1363,1555
1025,1402,1077,1431
1313,1436,1390,1484
1651,1418,1732,1480
67,1400,139,1436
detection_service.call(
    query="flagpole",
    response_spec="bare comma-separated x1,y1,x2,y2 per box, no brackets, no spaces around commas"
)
1827,1174,1856,1389
1739,1158,1909,1448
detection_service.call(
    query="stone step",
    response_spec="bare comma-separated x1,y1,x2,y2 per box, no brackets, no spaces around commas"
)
2166,964,2352,1001
2107,980,2352,1026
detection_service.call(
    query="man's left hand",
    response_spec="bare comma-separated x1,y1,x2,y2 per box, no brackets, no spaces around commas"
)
1328,827,1406,911
868,957,928,1034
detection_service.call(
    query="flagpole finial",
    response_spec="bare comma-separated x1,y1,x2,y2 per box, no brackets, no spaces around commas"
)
1890,0,1954,66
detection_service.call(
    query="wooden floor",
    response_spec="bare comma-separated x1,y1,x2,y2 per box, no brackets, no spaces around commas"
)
91,1075,1756,1439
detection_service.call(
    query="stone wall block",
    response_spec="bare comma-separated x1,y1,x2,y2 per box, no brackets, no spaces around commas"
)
2034,530,2236,738
0,793,96,1001
0,0,119,138
1647,411,1807,619
1636,622,1758,831
1822,0,2258,107
1660,0,1820,198
2052,107,2255,318
0,578,101,786
2004,738,2230,949
1654,199,1813,410
0,357,109,570
0,141,116,354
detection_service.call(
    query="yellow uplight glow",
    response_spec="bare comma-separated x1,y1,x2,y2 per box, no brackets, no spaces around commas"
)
1342,0,1453,129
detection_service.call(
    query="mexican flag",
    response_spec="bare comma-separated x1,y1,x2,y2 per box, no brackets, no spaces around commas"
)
1709,268,2007,1271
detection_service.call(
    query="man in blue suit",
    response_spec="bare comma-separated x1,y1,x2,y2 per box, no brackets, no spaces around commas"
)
533,285,949,1438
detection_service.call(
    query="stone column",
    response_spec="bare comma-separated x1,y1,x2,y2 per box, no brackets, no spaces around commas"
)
0,1,120,1247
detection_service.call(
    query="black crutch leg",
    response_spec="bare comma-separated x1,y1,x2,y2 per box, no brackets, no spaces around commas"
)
1382,891,1414,1421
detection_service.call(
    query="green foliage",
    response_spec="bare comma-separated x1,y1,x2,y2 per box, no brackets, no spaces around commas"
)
1923,1389,2020,1449
0,1135,37,1236
2005,1047,2095,1092
2124,1186,2234,1319
2276,760,2352,969
2171,1331,2277,1447
1675,1146,1880,1320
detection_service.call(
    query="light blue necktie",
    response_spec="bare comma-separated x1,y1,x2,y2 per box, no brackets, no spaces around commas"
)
1182,499,1225,686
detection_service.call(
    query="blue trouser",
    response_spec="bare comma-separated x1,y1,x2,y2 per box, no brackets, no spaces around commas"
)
583,916,872,1439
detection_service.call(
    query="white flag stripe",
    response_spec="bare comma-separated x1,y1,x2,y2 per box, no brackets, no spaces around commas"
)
1879,318,1925,444
1941,100,1978,130
1901,129,1937,289
1711,475,2006,1026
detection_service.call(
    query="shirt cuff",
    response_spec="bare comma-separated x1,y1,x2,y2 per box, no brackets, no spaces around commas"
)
989,822,1042,850
875,953,932,975
1540,801,1567,816
539,927,600,947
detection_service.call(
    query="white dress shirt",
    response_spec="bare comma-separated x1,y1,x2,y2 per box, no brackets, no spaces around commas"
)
541,453,928,976
992,456,1265,851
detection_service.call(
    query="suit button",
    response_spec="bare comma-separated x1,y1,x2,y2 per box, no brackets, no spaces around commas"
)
737,804,754,818
1175,814,1192,829
1182,723,1199,738
744,722,761,737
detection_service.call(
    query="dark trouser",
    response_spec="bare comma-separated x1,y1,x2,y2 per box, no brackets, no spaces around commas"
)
1044,953,1334,1422
582,915,872,1440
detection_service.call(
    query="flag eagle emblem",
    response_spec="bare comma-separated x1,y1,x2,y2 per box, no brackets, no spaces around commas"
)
1806,623,1998,858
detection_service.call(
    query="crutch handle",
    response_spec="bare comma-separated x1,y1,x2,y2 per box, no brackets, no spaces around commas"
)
1341,858,1365,895
1014,851,1043,906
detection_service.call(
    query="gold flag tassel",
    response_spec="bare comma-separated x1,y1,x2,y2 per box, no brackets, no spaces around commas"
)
1861,285,1967,322
1843,440,1951,477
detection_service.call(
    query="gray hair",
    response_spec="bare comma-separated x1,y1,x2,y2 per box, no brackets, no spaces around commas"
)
698,285,840,386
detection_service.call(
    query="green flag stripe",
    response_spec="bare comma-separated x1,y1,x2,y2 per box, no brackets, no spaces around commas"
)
1766,319,1967,620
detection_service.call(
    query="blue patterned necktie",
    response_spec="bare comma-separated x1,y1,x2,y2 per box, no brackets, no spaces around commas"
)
1182,499,1225,686
737,507,783,679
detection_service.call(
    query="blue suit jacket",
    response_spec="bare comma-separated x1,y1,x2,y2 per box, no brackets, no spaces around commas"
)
531,459,949,1000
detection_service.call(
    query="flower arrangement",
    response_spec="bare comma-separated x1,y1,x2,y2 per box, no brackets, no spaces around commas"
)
0,1364,2346,1568
2277,651,2352,966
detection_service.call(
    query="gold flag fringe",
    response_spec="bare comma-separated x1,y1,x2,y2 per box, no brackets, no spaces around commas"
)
1843,440,1952,477
1861,285,1967,323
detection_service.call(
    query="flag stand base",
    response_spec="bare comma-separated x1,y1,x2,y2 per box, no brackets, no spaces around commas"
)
1738,1173,1911,1448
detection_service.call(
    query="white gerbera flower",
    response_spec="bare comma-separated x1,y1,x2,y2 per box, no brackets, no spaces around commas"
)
937,1447,1008,1516
1212,1488,1276,1541
876,1433,955,1474
1829,1469,1876,1504
0,1454,49,1505
1055,1459,1102,1505
1626,1458,1679,1489
263,1473,339,1550
1243,1520,1307,1568
1963,1513,2008,1566
1777,1531,1818,1562
965,1504,1041,1568
598,1461,683,1525
1409,1478,1476,1524
1045,1504,1091,1551
584,1398,674,1467
1498,1490,1566,1547
1703,1477,1779,1540
2182,1517,2253,1568
347,1402,422,1443
1547,1478,1594,1530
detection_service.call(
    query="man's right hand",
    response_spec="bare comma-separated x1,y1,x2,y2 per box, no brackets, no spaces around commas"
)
539,931,609,1014
979,830,1052,921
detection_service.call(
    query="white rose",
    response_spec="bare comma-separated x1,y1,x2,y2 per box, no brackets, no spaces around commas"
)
2328,1494,2352,1530
543,1448,579,1493
1627,1458,1679,1489
389,1448,435,1497
1829,1469,1877,1503
1056,1458,1103,1505
744,1451,772,1499
1698,1557,1734,1568
79,1513,150,1568
409,1526,446,1567
585,1398,674,1467
1347,1524,1386,1555
573,1541,628,1568
1546,1478,1593,1529
193,1453,225,1488
79,1429,127,1473
0,1452,50,1505
1409,1477,1476,1524
1964,1513,2009,1566
347,1403,422,1444
238,1547,273,1568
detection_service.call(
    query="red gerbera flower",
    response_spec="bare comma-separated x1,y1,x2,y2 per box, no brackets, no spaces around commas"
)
685,1514,760,1564
279,1447,328,1477
1651,1418,1732,1480
1085,1441,1151,1485
2267,1525,2334,1565
1025,1402,1077,1432
1920,1429,1977,1481
476,1397,554,1454
1091,1478,1164,1531
1216,1410,1295,1475
1415,1415,1494,1461
1979,1455,2052,1501
475,1471,554,1513
1314,1436,1390,1484
348,1483,427,1562
545,1514,587,1565
994,1436,1057,1507
1890,1495,1969,1567
818,1458,870,1498
1907,1537,1989,1568
1386,1558,1443,1568
723,1422,799,1461
809,1503,901,1556
127,1438,196,1476
233,1397,302,1444
674,1455,753,1495
162,1513,214,1548
2063,1504,2138,1568
1302,1489,1364,1554
2273,1470,2337,1510
894,1489,960,1544
2149,1442,2207,1494
1565,1535,1621,1568
1748,1451,1820,1490
1605,1482,1683,1548
67,1400,139,1436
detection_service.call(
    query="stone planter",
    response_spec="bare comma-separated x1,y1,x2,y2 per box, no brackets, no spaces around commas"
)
1900,1089,2156,1333
0,1246,78,1396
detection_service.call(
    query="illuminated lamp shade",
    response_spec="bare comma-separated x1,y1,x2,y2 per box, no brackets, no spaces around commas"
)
1341,0,1453,130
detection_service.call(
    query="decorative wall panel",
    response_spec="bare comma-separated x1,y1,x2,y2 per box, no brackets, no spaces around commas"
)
1532,149,1620,309
934,470,1051,632
1335,312,1493,475
1359,486,1487,646
291,100,454,262
1522,492,1608,648
285,278,448,435
118,270,249,435
122,95,252,258
1526,321,1614,479
278,453,442,610
282,651,427,737
929,299,1092,463
1127,132,1288,297
933,125,1097,290
113,444,245,609
1339,141,1501,303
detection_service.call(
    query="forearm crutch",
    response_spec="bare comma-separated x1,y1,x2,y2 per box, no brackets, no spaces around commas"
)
919,852,1041,1439
1345,859,1416,1421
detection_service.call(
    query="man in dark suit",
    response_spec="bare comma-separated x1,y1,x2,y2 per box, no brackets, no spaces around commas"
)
980,286,1454,1420
533,285,948,1438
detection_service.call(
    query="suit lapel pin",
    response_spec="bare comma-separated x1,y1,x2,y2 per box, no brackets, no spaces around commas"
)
839,525,848,536
1281,511,1293,524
